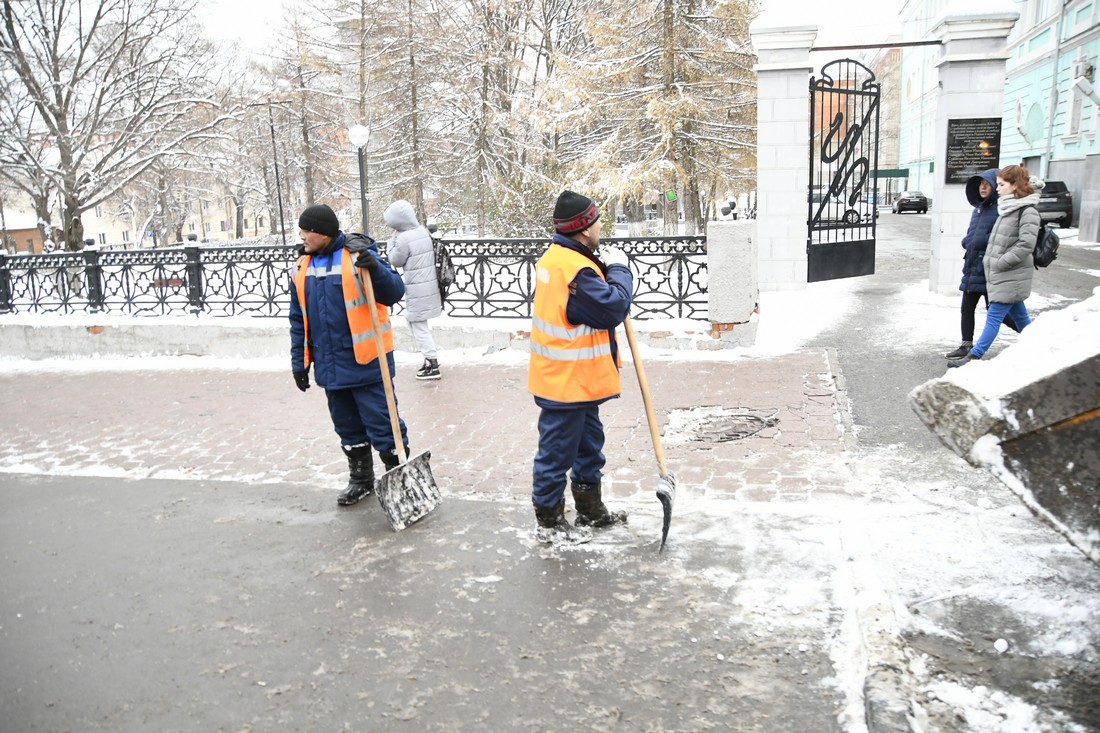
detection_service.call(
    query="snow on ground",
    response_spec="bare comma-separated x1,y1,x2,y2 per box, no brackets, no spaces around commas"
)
2,236,1099,732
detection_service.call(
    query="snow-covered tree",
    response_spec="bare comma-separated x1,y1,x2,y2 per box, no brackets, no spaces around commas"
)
0,0,238,250
537,0,757,234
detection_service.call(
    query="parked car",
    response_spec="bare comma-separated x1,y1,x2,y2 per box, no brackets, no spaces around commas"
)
1037,180,1073,228
809,190,877,226
893,191,928,214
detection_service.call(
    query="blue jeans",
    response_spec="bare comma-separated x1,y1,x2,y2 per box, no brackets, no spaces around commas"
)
532,406,606,509
971,301,1031,358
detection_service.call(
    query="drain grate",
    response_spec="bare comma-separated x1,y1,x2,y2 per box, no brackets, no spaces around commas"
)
663,406,779,444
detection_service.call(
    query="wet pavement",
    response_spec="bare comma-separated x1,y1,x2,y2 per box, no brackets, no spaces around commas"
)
2,215,1099,732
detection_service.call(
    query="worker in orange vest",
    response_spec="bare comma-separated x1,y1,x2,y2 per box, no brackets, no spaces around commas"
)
528,190,633,544
290,204,410,507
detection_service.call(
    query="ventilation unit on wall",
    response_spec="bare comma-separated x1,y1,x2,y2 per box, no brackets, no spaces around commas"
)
1072,60,1095,81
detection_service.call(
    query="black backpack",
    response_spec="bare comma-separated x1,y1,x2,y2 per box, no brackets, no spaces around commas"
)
1028,206,1059,269
434,238,456,300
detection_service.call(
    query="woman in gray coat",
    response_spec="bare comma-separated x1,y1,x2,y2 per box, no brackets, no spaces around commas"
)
384,200,443,380
948,164,1037,368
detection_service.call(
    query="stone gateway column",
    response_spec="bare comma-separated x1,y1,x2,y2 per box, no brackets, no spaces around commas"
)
749,12,817,291
928,3,1019,295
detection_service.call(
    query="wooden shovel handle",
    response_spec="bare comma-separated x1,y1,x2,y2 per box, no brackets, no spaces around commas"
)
622,315,669,478
357,267,406,466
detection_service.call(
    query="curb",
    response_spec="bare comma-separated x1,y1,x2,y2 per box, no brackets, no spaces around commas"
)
0,316,759,360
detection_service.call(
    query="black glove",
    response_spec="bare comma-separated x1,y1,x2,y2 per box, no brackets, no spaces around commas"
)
295,243,306,257
355,250,379,274
293,371,310,392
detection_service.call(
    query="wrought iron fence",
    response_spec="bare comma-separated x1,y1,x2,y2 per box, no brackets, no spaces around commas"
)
0,236,707,320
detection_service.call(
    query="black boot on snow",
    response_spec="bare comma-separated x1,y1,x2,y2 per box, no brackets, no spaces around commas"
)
534,499,591,545
947,352,980,368
571,482,628,527
379,446,411,473
338,445,375,506
416,359,441,381
944,341,973,359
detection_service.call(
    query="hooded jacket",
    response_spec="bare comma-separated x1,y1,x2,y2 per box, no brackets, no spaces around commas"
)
958,168,999,293
384,200,443,321
985,193,1040,304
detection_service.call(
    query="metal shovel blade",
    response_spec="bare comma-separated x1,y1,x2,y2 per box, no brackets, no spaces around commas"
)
656,472,676,552
376,450,441,532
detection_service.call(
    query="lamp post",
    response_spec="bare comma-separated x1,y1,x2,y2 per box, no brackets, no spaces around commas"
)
348,124,371,232
269,105,288,247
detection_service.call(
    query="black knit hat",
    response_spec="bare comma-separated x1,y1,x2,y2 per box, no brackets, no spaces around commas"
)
298,204,340,237
552,190,600,234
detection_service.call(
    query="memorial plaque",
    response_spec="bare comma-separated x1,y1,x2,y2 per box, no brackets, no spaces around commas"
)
945,118,1002,184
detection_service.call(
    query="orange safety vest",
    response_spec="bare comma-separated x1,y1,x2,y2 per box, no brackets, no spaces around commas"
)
528,244,621,403
293,249,393,367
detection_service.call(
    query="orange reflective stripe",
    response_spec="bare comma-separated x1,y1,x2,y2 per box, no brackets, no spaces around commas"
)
341,254,393,364
293,256,312,367
293,250,393,368
527,244,621,403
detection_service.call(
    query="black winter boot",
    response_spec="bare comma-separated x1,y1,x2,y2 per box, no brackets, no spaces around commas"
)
944,341,973,359
379,446,410,472
571,482,628,527
338,445,374,506
416,359,441,381
947,352,980,368
534,499,591,545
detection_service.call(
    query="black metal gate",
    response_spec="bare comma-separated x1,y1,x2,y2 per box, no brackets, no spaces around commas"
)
808,59,880,282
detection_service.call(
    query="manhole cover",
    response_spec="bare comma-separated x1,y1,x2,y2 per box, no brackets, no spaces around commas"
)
664,406,779,444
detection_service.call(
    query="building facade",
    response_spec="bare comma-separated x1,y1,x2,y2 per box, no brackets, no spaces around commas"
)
1002,0,1098,225
899,0,1098,227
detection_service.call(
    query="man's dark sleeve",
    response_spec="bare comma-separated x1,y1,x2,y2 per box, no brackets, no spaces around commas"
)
289,276,306,372
358,244,406,306
565,265,633,330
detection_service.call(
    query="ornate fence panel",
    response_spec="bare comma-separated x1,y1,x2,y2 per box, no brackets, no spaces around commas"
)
98,248,192,315
430,235,707,320
808,58,880,283
0,235,708,320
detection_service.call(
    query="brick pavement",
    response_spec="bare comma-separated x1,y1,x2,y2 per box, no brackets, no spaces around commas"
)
0,350,851,505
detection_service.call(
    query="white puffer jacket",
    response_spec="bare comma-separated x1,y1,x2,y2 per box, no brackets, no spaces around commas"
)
383,200,442,320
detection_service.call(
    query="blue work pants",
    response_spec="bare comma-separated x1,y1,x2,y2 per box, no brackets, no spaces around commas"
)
532,406,606,510
326,385,407,453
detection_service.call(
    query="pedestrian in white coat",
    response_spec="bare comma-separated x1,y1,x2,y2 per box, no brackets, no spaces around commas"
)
383,200,443,380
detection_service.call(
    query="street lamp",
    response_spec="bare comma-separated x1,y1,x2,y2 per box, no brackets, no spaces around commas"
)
269,105,288,247
348,124,371,232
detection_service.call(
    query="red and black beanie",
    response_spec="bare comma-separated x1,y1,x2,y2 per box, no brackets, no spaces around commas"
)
552,190,600,235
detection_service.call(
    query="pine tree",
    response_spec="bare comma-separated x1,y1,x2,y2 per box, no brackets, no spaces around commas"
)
537,0,757,234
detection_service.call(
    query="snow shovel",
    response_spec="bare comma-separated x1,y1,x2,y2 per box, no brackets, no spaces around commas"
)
622,316,677,552
356,266,441,531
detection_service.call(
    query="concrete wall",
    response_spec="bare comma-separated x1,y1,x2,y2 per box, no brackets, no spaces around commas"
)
1077,153,1100,242
927,3,1020,295
0,312,766,361
750,14,816,292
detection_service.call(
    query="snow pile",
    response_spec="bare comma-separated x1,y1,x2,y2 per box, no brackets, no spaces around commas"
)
943,286,1100,403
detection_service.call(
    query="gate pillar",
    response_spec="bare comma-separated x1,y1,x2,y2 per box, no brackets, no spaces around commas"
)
749,13,817,291
928,4,1019,295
